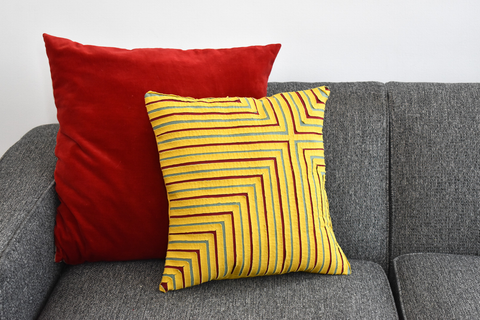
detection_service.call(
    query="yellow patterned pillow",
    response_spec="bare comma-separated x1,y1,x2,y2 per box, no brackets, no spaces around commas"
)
145,86,351,292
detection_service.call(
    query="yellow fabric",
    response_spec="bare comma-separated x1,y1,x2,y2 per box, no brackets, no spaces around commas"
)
145,87,351,292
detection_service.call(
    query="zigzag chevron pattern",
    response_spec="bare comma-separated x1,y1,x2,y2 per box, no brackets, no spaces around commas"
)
145,86,351,292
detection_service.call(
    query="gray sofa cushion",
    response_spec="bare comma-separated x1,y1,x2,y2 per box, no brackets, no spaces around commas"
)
39,259,397,320
388,82,480,261
393,253,480,319
0,124,64,320
268,82,389,271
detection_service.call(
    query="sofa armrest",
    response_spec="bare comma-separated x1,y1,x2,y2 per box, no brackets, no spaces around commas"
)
0,124,64,320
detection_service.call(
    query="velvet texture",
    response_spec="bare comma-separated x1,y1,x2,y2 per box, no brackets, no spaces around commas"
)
44,34,280,264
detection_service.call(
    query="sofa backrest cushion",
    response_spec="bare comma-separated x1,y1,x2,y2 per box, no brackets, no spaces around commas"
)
268,82,389,271
388,82,480,261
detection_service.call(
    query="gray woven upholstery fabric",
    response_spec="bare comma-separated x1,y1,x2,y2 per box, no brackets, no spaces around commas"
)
268,82,390,271
39,259,397,320
0,124,64,320
388,82,480,261
393,253,480,319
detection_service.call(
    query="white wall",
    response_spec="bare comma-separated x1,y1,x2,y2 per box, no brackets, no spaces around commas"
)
1,0,480,157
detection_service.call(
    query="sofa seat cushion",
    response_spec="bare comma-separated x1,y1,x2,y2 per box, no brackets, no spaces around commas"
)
38,259,397,319
393,253,480,319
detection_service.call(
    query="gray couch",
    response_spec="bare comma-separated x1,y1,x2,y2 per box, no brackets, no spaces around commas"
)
1,82,479,319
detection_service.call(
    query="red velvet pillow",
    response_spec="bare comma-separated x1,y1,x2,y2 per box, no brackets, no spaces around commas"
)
44,34,281,264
